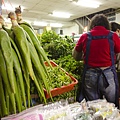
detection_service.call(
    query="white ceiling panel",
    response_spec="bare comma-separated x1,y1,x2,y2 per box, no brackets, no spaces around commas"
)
1,0,120,27
24,0,41,3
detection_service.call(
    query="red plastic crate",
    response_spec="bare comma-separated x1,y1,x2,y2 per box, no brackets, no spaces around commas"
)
44,60,78,99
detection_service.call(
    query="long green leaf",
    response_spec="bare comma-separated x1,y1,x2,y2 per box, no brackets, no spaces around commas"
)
0,75,8,117
12,25,34,80
12,48,26,108
10,37,30,88
0,29,15,93
29,43,51,92
0,46,16,114
20,24,53,68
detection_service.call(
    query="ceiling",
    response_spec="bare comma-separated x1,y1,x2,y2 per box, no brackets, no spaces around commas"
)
1,0,120,28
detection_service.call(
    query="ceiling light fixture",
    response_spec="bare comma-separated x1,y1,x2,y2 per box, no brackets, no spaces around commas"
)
2,5,14,11
50,23,63,27
33,21,47,26
50,11,71,18
74,0,101,8
33,21,63,27
2,3,24,11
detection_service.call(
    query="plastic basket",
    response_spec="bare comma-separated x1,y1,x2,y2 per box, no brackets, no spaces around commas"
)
44,60,78,99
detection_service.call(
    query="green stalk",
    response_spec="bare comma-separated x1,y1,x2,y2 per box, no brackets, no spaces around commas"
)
12,48,26,108
11,38,30,109
28,43,51,98
20,24,53,68
33,67,48,103
13,71,22,112
26,78,31,108
0,49,16,113
0,29,15,93
10,37,30,88
2,25,14,40
12,25,34,80
19,22,34,31
33,75,47,103
0,76,8,117
23,32,47,103
38,55,53,99
21,24,53,101
5,89,9,114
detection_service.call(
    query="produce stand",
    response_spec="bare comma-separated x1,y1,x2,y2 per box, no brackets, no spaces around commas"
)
44,61,78,99
2,99,120,120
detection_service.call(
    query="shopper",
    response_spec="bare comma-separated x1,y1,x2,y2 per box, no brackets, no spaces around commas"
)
110,22,120,37
72,14,120,108
110,22,120,70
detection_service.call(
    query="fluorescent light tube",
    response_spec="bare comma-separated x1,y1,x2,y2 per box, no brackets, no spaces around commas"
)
2,3,24,11
76,0,101,8
2,5,14,11
50,23,63,27
51,11,71,18
33,21,47,26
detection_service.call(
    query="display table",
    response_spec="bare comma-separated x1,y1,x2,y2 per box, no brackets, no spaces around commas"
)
1,99,120,120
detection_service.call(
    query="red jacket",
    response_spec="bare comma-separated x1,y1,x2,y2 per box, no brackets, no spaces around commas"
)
75,26,120,67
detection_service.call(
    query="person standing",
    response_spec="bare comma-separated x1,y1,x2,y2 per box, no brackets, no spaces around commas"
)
111,22,120,70
111,22,120,37
72,14,120,108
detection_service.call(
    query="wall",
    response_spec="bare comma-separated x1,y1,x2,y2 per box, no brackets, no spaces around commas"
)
62,23,79,36
53,23,79,36
37,29,43,34
37,22,79,36
116,13,120,23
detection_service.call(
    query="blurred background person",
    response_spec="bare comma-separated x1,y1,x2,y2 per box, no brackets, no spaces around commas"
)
110,22,120,71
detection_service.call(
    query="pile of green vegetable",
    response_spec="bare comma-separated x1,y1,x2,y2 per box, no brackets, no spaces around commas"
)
0,11,54,117
0,6,80,117
39,30,84,103
40,30,83,80
40,30,74,59
45,66,72,89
